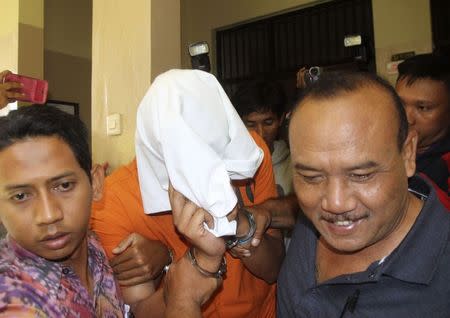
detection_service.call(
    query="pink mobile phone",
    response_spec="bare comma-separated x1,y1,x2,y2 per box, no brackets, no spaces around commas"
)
4,73,48,104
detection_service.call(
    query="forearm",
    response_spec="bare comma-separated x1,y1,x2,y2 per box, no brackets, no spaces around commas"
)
133,288,165,318
164,299,202,318
122,279,159,305
241,231,285,283
256,195,299,229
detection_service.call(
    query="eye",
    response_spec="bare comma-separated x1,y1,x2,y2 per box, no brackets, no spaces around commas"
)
10,192,31,202
349,173,374,182
245,122,255,128
416,104,432,112
54,181,75,192
299,174,323,184
263,119,274,126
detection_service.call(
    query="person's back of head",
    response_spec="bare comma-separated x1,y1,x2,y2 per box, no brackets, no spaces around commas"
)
231,81,287,118
0,105,92,180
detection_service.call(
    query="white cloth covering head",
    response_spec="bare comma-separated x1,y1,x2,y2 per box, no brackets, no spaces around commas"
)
135,69,263,236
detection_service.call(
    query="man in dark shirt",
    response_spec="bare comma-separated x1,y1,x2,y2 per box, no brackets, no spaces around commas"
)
278,72,450,317
396,54,450,194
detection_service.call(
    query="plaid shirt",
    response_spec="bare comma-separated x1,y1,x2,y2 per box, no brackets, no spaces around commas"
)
0,232,124,317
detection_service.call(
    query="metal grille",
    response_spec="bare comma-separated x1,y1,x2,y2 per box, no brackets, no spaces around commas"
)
216,0,375,96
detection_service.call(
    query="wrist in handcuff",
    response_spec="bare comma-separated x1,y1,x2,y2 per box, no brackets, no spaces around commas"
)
187,247,227,279
225,208,256,249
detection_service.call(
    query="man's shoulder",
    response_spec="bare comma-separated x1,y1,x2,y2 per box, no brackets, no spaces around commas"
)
249,130,270,154
0,239,26,275
105,160,139,188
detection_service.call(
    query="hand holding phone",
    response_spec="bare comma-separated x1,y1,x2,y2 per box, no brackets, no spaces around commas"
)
0,70,25,109
2,72,48,104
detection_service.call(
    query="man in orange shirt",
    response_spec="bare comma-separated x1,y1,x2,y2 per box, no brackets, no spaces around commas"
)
92,69,284,317
91,130,283,317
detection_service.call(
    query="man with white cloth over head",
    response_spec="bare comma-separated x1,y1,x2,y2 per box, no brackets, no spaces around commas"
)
136,69,263,237
91,69,285,318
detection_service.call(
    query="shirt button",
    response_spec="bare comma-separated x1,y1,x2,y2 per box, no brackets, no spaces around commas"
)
62,268,70,275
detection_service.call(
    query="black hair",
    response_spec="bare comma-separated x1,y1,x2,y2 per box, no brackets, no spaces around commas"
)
0,105,92,181
231,81,287,118
294,71,408,151
397,54,450,94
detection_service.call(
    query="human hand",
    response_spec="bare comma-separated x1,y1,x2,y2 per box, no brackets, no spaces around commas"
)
296,67,307,89
228,206,271,258
246,205,271,247
110,232,171,286
0,70,24,109
164,251,222,315
169,183,226,260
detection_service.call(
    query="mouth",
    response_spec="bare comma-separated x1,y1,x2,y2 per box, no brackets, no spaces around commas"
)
321,213,369,235
40,232,71,250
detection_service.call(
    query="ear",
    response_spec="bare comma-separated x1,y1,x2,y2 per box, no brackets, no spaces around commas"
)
91,163,106,202
401,129,418,178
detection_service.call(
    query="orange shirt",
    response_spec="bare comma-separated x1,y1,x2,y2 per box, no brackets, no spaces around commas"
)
91,131,278,318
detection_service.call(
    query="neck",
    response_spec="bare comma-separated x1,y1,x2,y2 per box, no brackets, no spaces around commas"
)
63,233,92,293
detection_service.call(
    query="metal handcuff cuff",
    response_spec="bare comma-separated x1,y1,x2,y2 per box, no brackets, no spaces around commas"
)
187,247,227,279
162,248,174,274
225,208,256,250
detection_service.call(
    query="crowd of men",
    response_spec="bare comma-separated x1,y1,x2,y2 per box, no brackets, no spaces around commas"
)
0,53,448,317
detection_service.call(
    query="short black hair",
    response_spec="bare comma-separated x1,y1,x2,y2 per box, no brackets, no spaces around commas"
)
231,81,287,118
397,54,450,94
0,105,92,181
294,71,408,151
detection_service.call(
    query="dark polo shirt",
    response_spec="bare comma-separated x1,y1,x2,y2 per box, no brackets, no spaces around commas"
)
277,177,450,317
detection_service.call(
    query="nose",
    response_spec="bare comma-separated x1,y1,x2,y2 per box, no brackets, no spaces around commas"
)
321,177,356,214
255,124,264,138
35,192,63,225
404,105,416,126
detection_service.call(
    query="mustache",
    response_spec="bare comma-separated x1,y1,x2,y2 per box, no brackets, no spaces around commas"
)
320,211,369,223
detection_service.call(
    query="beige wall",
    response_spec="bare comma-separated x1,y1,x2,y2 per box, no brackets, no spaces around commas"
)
372,0,432,82
0,0,43,112
44,0,92,133
181,0,433,82
0,2,19,73
151,0,181,81
92,0,152,168
18,0,44,79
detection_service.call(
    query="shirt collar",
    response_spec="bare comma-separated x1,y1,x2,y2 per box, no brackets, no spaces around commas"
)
382,176,450,285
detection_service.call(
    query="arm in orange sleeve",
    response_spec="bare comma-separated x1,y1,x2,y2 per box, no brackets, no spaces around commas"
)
91,178,164,311
91,187,135,260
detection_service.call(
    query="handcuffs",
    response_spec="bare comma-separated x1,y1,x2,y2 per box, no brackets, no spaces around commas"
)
187,246,227,279
225,208,256,250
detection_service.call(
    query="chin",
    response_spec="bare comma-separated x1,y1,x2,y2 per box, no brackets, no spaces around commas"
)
324,237,366,254
39,243,79,262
